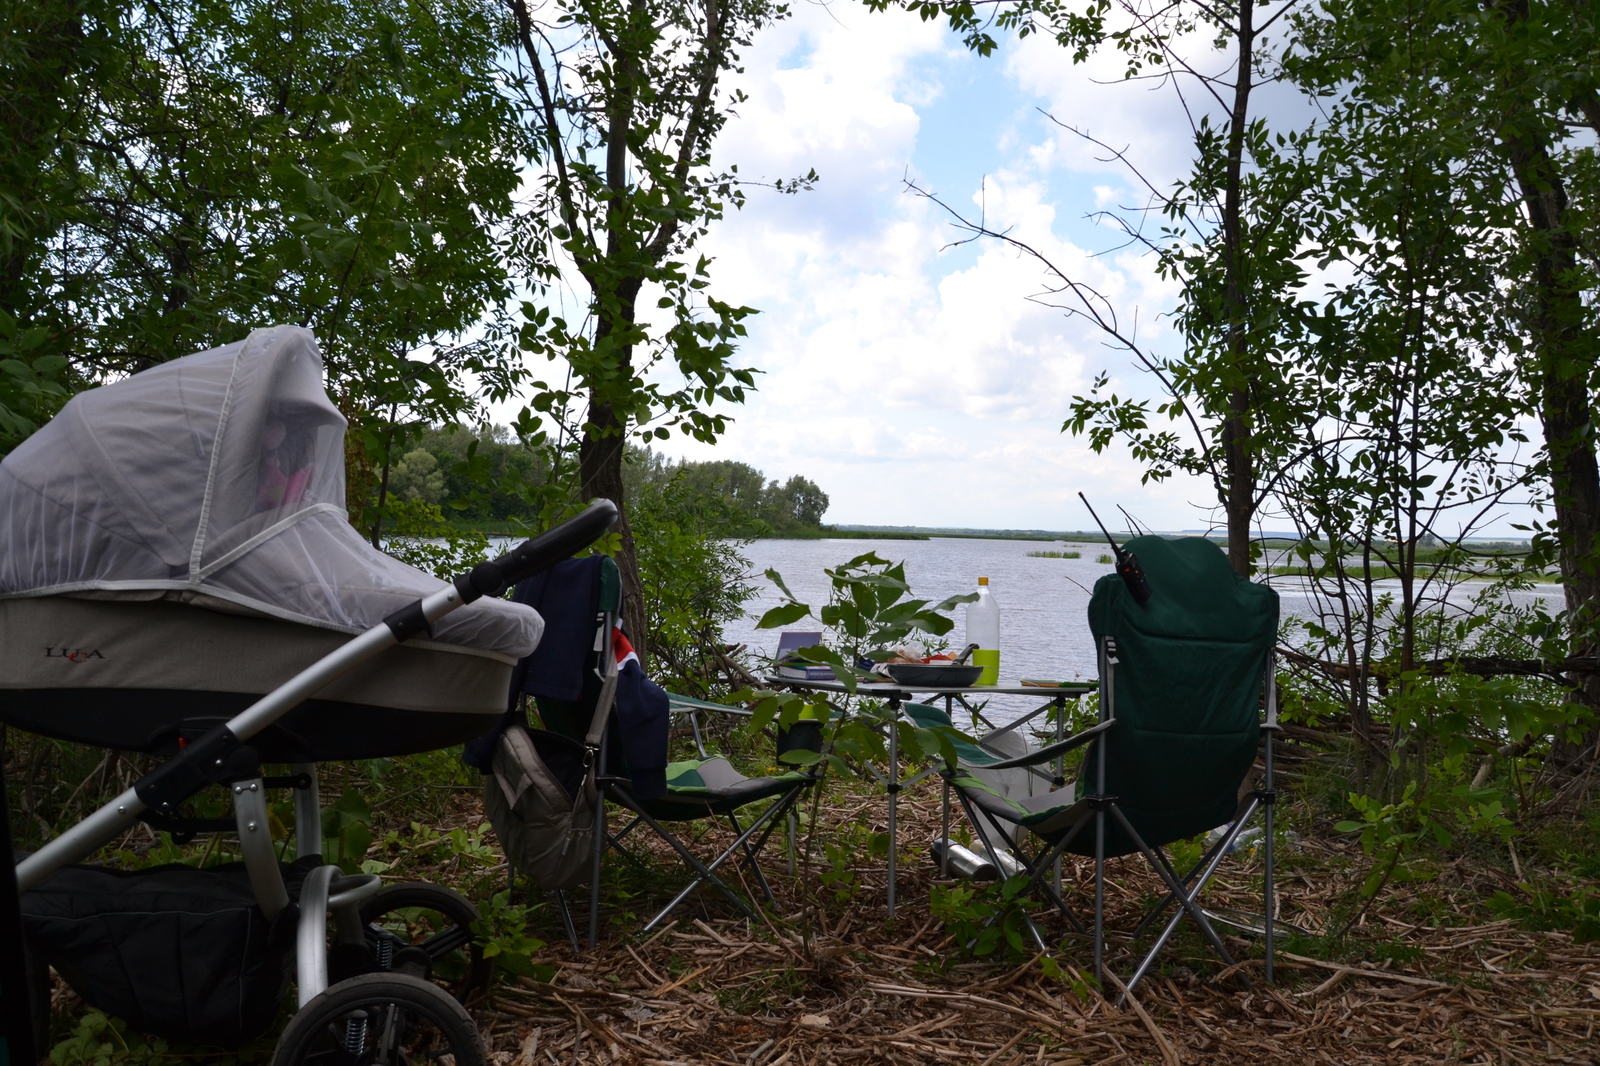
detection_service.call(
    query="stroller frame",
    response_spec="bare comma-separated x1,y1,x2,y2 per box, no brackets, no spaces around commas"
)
12,501,618,1059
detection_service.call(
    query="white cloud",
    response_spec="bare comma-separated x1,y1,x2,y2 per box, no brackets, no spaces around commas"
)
625,3,1218,530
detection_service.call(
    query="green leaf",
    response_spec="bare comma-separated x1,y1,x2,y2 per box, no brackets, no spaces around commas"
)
757,602,810,629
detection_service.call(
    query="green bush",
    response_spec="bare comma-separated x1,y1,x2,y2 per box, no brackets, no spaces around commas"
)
1489,886,1600,943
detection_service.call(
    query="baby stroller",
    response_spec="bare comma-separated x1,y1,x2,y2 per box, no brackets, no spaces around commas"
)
1,326,617,1065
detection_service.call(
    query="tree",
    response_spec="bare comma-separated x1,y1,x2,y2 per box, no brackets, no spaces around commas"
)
673,459,771,517
762,474,829,529
503,0,806,654
0,0,531,522
1284,0,1600,772
387,449,447,504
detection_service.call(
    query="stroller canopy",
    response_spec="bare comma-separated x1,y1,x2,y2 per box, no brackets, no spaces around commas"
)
0,326,541,659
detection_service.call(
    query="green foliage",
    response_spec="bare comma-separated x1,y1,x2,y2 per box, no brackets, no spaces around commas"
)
0,310,71,450
386,449,446,505
1331,774,1515,932
379,497,492,580
394,423,556,525
629,458,759,694
738,552,975,775
504,0,792,453
1,0,531,512
382,819,500,873
809,818,892,904
757,552,976,671
1489,886,1600,944
927,877,1033,959
629,451,831,536
49,1011,175,1066
471,889,554,981
320,789,375,875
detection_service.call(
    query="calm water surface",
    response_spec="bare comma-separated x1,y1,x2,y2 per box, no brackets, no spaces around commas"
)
721,538,1562,727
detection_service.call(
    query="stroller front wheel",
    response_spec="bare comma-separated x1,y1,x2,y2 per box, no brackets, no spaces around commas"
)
272,973,486,1066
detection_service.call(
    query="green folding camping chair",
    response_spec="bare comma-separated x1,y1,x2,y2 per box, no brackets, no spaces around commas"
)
599,698,817,938
937,535,1281,995
511,555,816,946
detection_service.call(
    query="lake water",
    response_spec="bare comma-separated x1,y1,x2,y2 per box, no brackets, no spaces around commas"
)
721,537,1563,727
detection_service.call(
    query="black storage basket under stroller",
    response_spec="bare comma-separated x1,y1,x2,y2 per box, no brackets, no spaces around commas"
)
23,860,318,1046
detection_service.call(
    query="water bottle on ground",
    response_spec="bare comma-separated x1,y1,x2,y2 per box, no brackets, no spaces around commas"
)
966,577,1001,685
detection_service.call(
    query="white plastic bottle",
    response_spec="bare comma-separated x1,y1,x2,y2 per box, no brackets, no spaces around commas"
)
966,576,1001,685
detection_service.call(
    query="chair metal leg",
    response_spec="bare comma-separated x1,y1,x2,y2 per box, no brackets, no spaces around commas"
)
727,812,778,904
1053,694,1065,897
1264,651,1279,984
554,889,579,952
1020,823,1090,933
886,706,899,919
689,711,707,759
949,796,1053,953
940,780,951,878
1129,798,1261,939
952,791,1090,955
1093,805,1106,988
952,788,1089,934
1107,804,1241,997
588,795,605,950
1264,791,1276,984
1119,817,1252,995
613,785,808,932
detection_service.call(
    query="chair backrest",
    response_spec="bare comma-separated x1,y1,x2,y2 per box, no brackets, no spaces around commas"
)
507,554,620,744
1080,536,1278,857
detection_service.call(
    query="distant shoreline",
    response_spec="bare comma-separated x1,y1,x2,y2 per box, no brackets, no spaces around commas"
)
442,518,1533,552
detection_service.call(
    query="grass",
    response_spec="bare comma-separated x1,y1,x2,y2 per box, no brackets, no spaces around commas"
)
1026,550,1082,559
1097,554,1114,564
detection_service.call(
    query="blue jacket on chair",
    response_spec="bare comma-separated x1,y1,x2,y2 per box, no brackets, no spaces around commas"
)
464,556,669,800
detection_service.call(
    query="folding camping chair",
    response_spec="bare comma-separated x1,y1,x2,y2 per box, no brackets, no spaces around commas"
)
505,556,816,948
936,535,1281,995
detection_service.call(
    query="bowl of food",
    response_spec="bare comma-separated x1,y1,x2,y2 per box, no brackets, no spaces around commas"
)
883,662,984,688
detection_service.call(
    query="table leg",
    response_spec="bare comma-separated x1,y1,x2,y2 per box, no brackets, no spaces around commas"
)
940,780,950,877
887,697,899,919
1053,695,1064,895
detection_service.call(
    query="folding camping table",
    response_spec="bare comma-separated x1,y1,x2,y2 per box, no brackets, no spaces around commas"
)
763,677,1096,916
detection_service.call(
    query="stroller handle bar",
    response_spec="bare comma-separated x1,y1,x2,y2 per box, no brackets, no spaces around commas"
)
15,499,620,893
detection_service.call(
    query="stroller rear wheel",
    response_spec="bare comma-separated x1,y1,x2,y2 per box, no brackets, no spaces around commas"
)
350,882,489,1001
272,973,486,1066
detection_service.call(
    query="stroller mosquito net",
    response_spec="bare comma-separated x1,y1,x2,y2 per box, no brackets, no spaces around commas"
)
0,325,543,759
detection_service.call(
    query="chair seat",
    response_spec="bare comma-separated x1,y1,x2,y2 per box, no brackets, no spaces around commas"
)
643,757,810,819
902,703,1012,768
954,771,1088,842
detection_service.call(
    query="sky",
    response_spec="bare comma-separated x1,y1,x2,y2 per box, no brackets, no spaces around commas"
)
513,0,1538,539
629,0,1234,532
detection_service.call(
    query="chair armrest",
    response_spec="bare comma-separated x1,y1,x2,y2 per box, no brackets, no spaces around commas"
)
667,695,753,717
976,719,1114,770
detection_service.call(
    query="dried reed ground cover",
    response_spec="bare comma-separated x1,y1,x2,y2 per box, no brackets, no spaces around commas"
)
22,737,1600,1065
441,769,1600,1066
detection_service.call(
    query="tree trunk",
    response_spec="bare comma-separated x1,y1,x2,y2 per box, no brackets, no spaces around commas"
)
1219,0,1256,576
1492,0,1600,769
578,396,648,662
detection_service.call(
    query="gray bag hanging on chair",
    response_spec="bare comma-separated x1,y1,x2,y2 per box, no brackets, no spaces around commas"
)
484,660,617,890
